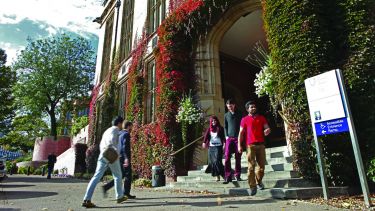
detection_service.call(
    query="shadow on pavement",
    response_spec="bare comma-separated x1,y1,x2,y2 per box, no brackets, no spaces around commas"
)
0,184,35,188
0,208,21,211
0,190,58,200
5,175,84,184
94,197,276,209
134,194,228,200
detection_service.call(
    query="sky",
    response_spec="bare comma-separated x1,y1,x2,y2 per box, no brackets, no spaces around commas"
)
0,0,103,65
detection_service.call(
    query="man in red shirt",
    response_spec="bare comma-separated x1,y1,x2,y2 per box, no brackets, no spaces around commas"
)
238,101,271,196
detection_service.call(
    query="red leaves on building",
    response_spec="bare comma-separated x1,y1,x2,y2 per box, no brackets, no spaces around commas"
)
88,85,99,145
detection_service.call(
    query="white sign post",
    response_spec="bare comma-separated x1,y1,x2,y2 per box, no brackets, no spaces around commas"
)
305,69,372,207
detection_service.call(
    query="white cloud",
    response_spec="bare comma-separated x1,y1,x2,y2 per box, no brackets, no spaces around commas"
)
0,42,24,65
0,0,102,35
46,26,57,35
0,0,102,65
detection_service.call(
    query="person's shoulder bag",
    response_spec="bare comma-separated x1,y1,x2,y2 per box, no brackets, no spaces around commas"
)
103,146,118,164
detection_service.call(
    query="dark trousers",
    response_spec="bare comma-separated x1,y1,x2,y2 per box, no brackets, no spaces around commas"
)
205,145,224,177
103,157,132,195
47,164,54,179
224,137,242,180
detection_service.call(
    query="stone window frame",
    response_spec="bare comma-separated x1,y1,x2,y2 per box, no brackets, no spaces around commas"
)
118,80,128,118
145,59,157,123
100,11,115,82
148,0,166,35
120,0,134,62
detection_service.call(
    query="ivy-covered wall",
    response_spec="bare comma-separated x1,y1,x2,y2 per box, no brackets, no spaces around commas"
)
262,0,375,185
87,0,375,183
124,0,239,178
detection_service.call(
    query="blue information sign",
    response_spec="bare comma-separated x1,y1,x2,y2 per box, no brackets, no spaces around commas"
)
314,118,349,136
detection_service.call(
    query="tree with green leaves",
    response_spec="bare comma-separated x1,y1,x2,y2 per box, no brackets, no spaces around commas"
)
0,49,16,135
71,116,89,136
13,34,95,137
0,115,48,152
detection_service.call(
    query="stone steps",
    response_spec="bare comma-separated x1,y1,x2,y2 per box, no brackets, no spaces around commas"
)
157,186,349,199
221,156,293,167
199,162,294,174
166,145,349,199
179,171,300,182
231,146,288,159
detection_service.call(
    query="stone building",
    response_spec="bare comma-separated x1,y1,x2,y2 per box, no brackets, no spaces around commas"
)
91,0,288,175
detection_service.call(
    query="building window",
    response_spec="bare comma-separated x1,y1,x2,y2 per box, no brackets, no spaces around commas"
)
120,0,134,62
146,60,156,123
66,111,72,121
100,12,115,82
118,82,128,118
148,0,166,34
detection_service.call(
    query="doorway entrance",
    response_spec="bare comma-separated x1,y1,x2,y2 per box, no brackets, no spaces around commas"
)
195,1,286,148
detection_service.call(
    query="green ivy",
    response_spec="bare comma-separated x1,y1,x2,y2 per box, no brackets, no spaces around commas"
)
262,0,375,184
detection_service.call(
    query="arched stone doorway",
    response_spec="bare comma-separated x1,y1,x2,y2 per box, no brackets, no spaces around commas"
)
195,0,287,148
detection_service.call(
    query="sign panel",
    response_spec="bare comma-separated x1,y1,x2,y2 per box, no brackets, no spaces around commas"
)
305,69,372,206
315,118,349,136
305,70,346,123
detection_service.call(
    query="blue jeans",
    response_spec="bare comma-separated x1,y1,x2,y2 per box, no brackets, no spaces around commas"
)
83,156,124,200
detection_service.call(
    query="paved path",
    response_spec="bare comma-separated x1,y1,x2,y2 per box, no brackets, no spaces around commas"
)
0,175,339,211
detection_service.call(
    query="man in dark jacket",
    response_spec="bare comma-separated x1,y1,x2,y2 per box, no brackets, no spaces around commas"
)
223,99,243,183
47,152,57,179
102,121,136,199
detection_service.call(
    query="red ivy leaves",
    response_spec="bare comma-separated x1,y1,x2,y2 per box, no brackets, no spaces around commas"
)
125,33,148,122
131,122,174,178
174,0,204,22
156,0,204,132
125,0,206,178
88,85,99,145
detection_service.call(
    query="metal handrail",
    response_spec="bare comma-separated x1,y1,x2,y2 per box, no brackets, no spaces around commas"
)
170,136,204,156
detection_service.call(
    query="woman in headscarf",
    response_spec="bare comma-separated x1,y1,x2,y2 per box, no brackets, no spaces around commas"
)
202,115,225,181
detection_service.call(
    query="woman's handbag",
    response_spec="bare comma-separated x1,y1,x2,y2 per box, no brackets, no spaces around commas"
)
102,147,118,164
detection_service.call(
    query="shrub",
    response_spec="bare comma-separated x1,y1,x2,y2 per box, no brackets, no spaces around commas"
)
17,166,34,175
33,167,42,175
5,161,12,173
75,143,87,173
133,178,152,188
367,158,375,183
74,172,94,180
102,175,113,182
17,166,27,174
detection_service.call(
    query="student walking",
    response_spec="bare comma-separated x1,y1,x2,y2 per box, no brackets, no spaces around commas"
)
223,99,243,183
202,116,225,181
46,153,56,179
82,116,128,208
102,121,136,199
238,101,271,196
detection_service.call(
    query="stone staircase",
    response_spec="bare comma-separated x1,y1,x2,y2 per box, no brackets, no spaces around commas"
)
164,146,349,199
